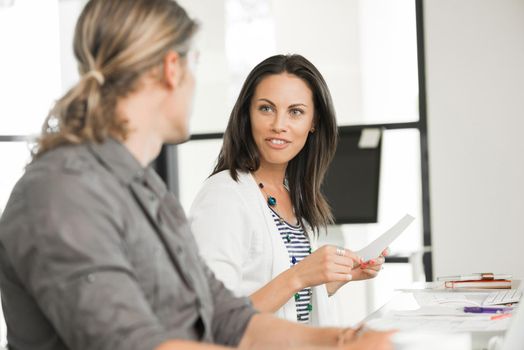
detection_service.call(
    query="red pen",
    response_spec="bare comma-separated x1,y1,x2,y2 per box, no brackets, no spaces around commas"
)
491,313,512,321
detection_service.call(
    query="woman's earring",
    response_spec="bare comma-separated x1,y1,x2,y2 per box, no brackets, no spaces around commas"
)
310,127,316,133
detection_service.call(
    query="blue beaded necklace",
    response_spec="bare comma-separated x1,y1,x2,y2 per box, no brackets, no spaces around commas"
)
258,182,284,224
258,182,277,207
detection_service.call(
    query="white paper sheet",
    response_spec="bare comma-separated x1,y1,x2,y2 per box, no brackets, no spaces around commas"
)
366,315,511,332
392,331,471,350
392,306,476,317
356,214,415,262
413,292,482,307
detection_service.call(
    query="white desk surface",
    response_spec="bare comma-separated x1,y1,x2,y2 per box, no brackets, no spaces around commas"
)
362,287,520,350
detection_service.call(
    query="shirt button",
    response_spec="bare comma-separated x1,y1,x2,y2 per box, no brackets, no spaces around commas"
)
86,274,96,283
134,171,144,181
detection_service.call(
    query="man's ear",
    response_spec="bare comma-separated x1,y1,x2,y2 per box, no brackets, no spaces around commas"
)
163,50,181,89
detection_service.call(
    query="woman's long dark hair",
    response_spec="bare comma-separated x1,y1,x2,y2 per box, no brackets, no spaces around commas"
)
212,54,338,235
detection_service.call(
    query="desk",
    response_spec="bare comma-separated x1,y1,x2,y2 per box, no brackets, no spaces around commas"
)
363,289,516,350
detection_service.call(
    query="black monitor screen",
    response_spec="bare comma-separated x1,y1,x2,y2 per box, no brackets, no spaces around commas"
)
322,129,382,224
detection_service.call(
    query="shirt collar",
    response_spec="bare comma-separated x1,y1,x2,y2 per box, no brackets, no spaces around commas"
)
87,138,165,196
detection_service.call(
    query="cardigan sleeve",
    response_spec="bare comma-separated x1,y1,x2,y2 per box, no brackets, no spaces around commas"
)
189,179,251,295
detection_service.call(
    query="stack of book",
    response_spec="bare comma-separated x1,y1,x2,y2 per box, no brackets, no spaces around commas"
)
437,273,512,289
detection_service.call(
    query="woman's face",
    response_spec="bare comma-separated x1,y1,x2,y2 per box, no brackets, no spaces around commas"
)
249,73,315,168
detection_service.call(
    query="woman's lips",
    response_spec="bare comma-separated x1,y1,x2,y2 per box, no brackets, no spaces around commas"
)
265,138,291,149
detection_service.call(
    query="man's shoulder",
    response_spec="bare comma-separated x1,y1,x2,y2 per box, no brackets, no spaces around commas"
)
8,144,115,216
30,143,97,175
0,143,126,245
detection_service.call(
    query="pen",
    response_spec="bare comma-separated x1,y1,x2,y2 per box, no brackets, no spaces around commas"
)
491,313,513,321
463,306,513,314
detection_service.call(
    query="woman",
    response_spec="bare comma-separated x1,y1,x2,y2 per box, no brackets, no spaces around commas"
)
190,54,387,326
0,1,392,350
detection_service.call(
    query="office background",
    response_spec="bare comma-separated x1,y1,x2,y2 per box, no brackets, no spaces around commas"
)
425,0,524,281
0,0,523,344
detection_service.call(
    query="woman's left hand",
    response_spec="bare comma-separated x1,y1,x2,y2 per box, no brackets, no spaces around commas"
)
326,248,389,295
350,248,389,281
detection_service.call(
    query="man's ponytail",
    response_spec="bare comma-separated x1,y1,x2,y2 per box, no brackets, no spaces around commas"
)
34,0,198,157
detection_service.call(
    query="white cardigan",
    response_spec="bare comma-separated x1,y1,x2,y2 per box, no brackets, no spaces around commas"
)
189,170,338,326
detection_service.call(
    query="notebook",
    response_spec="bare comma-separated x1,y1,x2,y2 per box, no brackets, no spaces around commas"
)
444,279,512,289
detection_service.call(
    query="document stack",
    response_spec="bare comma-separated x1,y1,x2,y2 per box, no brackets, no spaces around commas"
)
437,272,512,289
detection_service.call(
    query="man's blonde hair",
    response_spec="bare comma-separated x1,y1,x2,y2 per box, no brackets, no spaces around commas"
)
36,0,198,157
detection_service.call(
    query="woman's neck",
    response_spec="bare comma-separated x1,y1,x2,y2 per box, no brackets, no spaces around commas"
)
253,163,287,188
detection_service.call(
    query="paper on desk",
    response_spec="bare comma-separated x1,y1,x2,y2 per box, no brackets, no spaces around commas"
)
392,306,482,317
391,331,471,350
366,314,511,332
356,214,415,262
413,292,481,307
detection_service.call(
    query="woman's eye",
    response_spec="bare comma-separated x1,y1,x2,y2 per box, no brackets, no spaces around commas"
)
259,105,273,113
290,109,304,116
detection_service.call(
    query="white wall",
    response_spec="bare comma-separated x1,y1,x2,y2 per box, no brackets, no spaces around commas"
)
58,0,85,92
425,0,524,279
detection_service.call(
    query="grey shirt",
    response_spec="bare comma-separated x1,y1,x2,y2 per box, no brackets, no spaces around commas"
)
0,139,256,350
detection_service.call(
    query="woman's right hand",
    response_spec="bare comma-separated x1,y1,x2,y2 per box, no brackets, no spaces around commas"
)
289,245,360,291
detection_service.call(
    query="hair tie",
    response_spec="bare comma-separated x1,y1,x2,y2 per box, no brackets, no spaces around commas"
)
84,70,105,86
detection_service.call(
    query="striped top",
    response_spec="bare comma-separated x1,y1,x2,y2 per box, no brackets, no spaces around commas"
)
269,207,312,324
